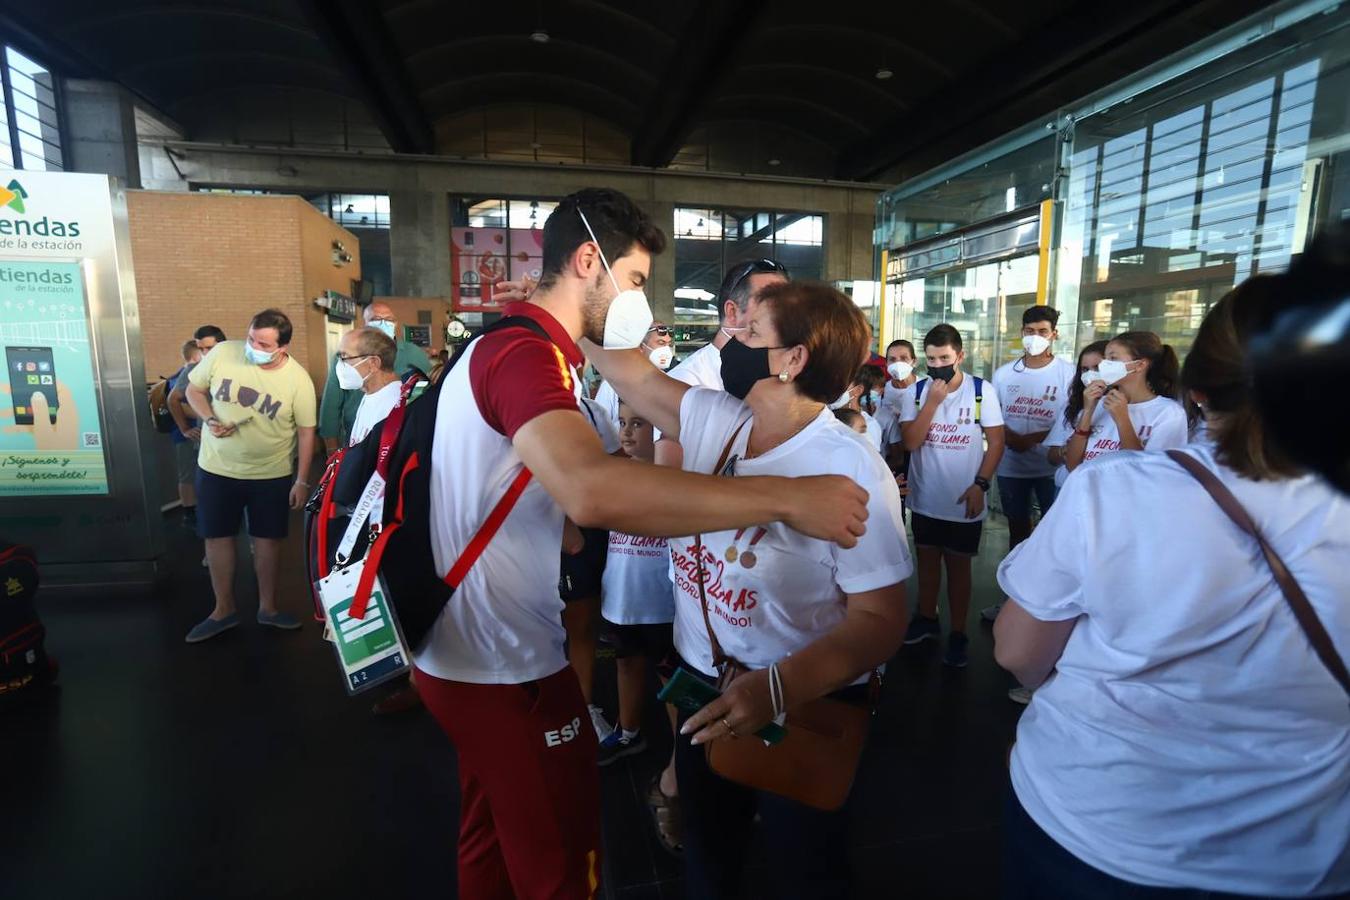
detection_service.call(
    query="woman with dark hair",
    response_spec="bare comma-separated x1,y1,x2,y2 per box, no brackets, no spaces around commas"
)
1043,340,1108,488
1064,330,1188,471
993,276,1350,898
589,280,911,900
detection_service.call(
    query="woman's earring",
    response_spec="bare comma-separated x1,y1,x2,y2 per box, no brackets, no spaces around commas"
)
778,371,790,383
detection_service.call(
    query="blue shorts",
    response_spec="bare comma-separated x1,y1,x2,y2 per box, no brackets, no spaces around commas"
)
997,475,1058,524
196,469,292,540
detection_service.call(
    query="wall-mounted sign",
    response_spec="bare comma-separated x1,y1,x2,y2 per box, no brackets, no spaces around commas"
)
403,325,431,347
0,175,110,497
316,290,359,321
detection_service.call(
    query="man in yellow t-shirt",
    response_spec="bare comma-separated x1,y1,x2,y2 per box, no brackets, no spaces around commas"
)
183,308,317,643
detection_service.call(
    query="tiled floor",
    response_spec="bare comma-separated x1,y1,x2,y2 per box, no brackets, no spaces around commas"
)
2,513,1024,899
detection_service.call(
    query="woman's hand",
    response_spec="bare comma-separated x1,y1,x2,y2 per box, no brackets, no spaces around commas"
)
1102,389,1131,424
1082,380,1107,410
957,484,986,518
681,667,775,746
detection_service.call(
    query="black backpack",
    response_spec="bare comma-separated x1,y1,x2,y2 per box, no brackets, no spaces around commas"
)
306,315,550,648
0,542,56,700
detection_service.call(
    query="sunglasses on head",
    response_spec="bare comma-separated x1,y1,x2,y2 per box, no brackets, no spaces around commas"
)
725,258,789,299
647,325,672,337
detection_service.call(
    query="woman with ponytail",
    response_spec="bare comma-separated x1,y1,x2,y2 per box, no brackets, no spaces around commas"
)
1064,331,1188,471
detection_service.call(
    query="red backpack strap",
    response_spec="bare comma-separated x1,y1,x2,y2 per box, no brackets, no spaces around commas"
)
314,449,346,580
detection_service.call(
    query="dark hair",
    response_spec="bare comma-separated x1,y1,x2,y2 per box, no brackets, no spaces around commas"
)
1182,277,1299,480
923,323,963,352
886,339,915,359
538,188,666,291
717,258,789,323
1023,306,1060,328
351,326,396,370
181,339,200,361
757,281,868,404
853,365,884,414
1063,340,1109,428
250,308,293,346
194,325,226,342
1109,331,1179,400
833,408,865,431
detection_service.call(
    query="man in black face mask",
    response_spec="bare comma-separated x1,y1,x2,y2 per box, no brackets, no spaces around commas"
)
898,324,1006,668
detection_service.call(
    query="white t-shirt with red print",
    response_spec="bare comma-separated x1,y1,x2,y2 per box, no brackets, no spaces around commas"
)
602,529,674,625
992,357,1075,479
1075,395,1189,465
671,388,912,679
898,373,1005,523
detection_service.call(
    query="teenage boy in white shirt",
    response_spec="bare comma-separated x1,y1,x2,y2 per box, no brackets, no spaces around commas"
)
900,324,1005,667
983,307,1075,623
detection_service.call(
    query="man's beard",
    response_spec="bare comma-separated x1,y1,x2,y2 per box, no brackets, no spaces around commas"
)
581,271,611,345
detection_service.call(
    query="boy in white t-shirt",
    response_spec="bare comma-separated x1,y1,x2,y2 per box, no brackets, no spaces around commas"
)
597,400,675,767
881,338,919,488
899,324,1005,667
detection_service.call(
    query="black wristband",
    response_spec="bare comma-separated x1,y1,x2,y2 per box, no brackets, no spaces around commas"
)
973,476,991,492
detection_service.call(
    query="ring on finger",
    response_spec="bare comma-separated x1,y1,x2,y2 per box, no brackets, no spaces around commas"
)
721,716,739,739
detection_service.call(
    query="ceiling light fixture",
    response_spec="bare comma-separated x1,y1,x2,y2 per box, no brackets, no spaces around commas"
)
530,30,550,43
767,158,781,166
875,67,893,80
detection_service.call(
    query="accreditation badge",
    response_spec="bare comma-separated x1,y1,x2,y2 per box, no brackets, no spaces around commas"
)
316,560,411,696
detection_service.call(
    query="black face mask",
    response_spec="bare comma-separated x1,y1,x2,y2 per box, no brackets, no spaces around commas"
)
927,364,957,383
720,337,781,400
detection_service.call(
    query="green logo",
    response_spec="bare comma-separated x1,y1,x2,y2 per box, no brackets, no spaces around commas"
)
1,179,28,214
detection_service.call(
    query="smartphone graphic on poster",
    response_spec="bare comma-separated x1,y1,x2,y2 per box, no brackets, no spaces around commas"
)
6,345,58,425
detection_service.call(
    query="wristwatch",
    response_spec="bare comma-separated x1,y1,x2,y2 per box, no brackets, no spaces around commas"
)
973,476,991,493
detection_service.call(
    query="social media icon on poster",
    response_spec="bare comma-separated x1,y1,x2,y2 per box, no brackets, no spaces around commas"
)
26,374,39,384
25,362,36,371
40,375,53,384
38,362,50,372
12,362,21,371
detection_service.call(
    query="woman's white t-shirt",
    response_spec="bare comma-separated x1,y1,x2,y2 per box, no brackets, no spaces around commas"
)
1044,414,1073,489
862,410,884,453
999,445,1350,896
348,380,403,445
671,388,912,678
1076,395,1189,464
898,374,1005,522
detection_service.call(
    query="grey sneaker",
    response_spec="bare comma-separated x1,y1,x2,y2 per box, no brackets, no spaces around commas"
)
980,602,1004,623
1008,687,1034,705
185,613,239,643
256,610,302,631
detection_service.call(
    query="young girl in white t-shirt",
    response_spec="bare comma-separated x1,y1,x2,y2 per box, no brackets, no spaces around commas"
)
1065,331,1189,471
597,401,675,770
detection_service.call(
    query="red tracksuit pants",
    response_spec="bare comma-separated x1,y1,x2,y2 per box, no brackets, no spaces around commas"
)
416,664,602,900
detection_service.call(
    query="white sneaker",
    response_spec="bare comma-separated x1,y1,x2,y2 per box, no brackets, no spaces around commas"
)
980,602,1004,623
201,556,209,568
1008,687,1034,705
588,704,614,742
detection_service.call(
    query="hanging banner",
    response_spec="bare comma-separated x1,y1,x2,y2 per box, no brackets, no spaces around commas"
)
450,227,545,312
0,175,109,497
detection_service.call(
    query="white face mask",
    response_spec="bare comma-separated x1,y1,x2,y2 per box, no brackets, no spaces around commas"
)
646,344,674,370
577,209,653,350
828,389,852,410
1080,370,1104,387
1022,334,1052,357
336,358,369,390
887,361,913,382
1097,359,1133,385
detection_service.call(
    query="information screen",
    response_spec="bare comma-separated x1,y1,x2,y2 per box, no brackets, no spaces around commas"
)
0,259,109,495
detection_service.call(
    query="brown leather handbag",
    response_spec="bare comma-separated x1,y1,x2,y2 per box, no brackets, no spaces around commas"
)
690,420,876,812
1168,450,1350,700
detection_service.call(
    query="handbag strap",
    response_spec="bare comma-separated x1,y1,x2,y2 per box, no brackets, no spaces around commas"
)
694,418,752,670
1166,449,1350,698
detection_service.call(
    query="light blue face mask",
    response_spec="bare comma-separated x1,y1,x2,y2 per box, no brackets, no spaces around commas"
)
371,320,397,339
244,342,277,366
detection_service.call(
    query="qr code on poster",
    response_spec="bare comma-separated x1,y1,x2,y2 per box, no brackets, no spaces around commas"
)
82,432,101,448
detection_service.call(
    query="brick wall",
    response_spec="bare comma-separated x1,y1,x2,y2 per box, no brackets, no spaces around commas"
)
126,191,361,385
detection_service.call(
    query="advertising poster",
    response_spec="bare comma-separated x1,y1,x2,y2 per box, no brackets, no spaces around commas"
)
0,257,108,495
450,227,545,312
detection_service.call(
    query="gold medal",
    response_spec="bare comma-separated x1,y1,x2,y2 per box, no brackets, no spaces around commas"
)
725,547,739,563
